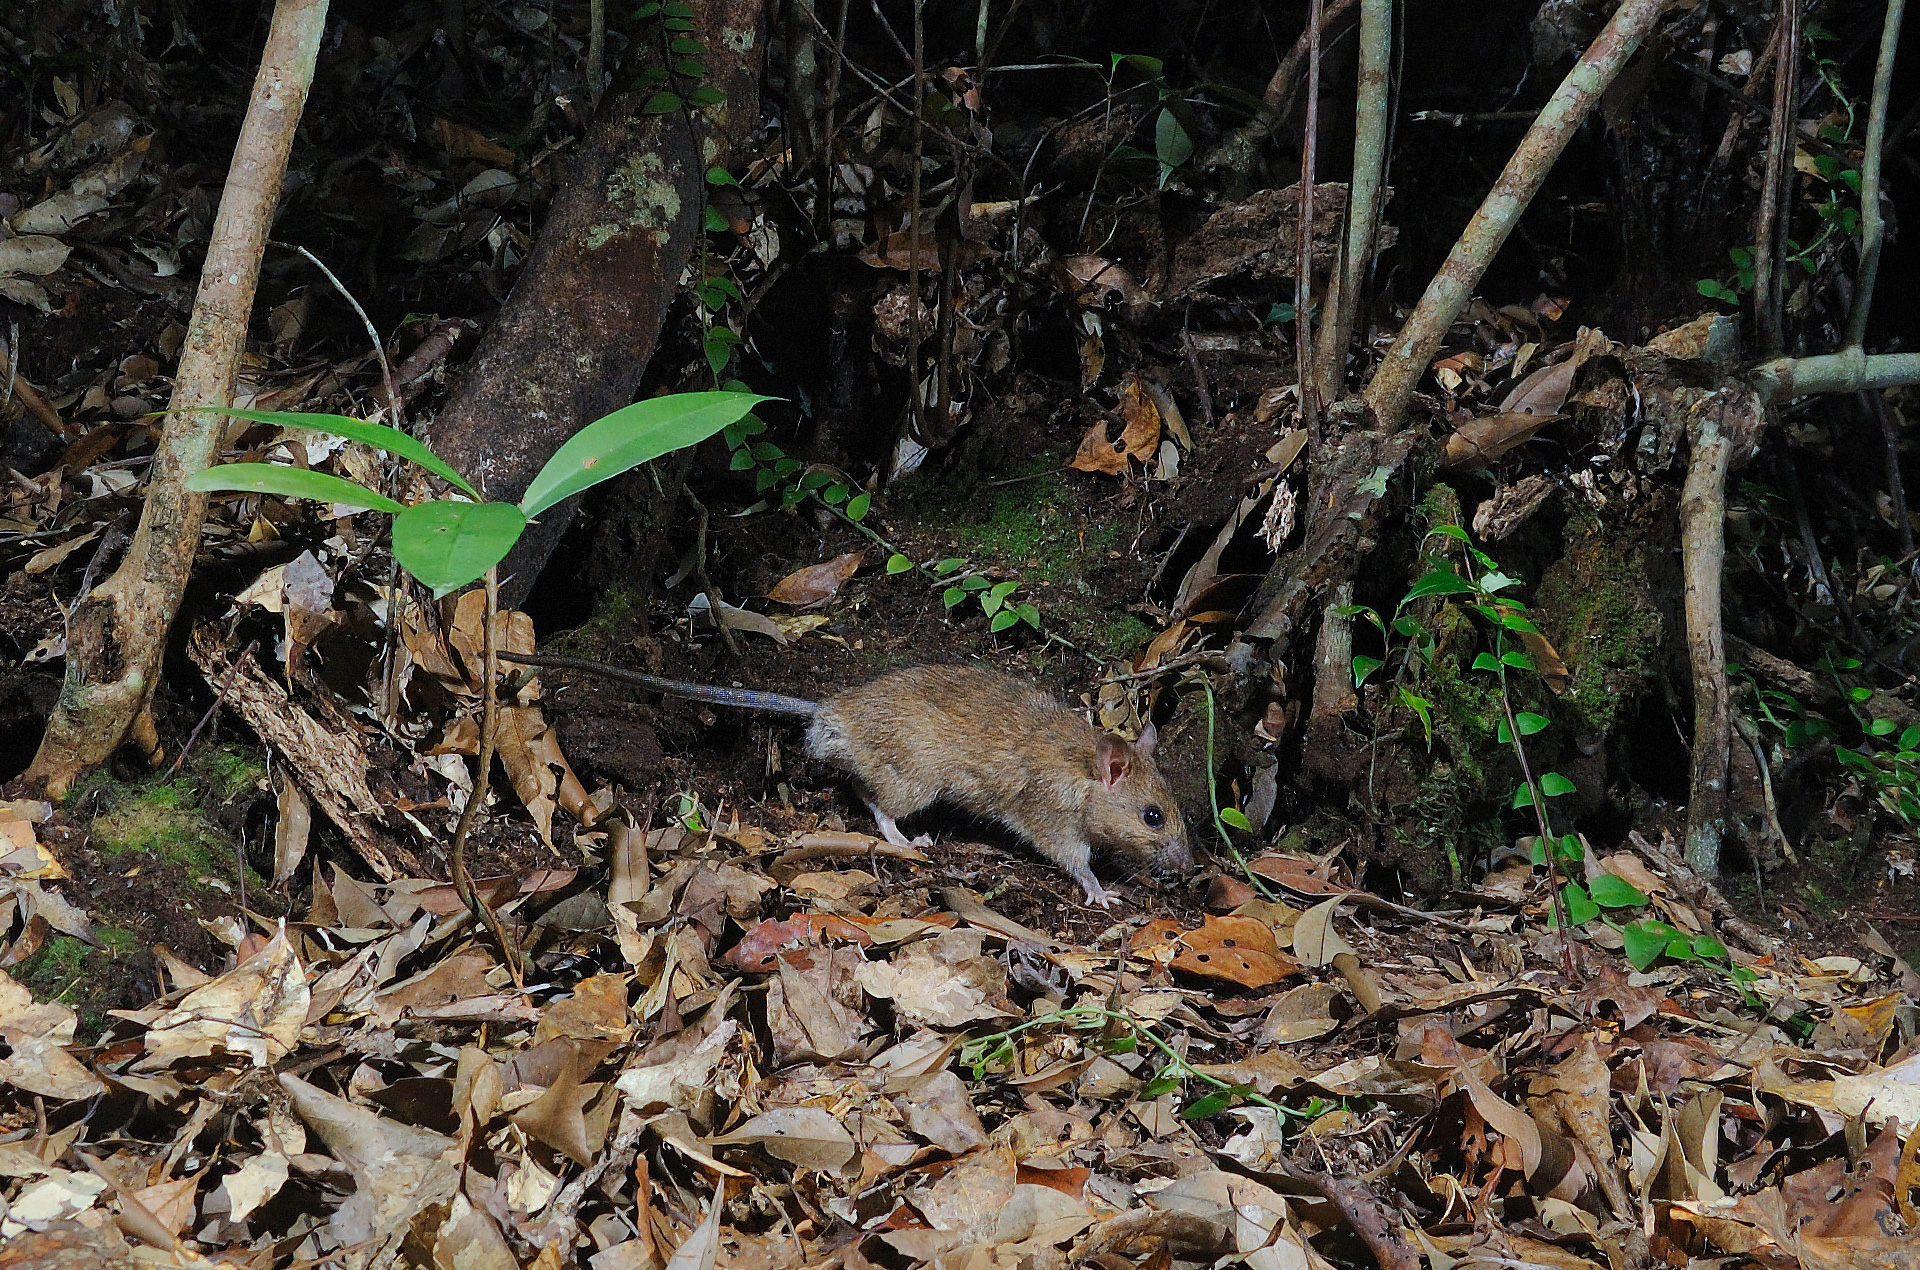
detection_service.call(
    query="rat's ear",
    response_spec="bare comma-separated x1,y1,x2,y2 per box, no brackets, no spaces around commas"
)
1136,722,1158,757
1096,733,1132,787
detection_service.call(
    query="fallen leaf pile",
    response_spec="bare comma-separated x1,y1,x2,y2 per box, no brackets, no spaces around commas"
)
1,801,1914,1270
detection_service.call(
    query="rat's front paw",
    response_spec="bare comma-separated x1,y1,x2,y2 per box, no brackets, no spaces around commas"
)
1070,868,1116,908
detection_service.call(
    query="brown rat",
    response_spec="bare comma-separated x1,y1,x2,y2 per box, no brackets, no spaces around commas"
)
502,655,1192,905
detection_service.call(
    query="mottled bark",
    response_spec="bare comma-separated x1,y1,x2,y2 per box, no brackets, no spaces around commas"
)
428,0,767,606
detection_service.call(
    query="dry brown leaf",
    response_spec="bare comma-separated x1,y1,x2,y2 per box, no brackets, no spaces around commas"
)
1171,915,1301,989
1069,376,1161,474
1440,410,1558,470
768,551,863,606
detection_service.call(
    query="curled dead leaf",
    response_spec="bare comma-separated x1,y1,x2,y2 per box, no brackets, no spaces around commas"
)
768,551,863,607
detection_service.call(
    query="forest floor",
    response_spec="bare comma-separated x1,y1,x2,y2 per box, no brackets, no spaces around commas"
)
2,2,1918,1269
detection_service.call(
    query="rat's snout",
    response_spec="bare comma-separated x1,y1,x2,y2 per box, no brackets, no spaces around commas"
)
1153,835,1195,875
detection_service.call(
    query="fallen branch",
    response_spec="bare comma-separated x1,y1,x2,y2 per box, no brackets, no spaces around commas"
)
1679,389,1763,875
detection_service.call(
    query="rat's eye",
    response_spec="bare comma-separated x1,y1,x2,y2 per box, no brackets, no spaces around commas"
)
1142,805,1165,829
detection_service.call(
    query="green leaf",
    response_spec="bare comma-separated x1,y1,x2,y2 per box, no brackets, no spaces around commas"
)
662,15,695,30
1588,872,1648,908
186,464,405,514
662,0,692,14
1868,717,1897,737
980,591,1006,617
988,579,1020,601
1511,783,1534,809
822,483,849,505
728,448,756,470
1539,771,1576,797
1181,1089,1235,1119
1620,920,1676,969
1472,652,1502,673
1558,883,1600,926
1399,688,1433,747
640,91,682,114
846,492,871,521
703,204,729,232
1352,654,1384,687
519,391,768,518
673,59,707,77
391,500,527,595
943,587,966,609
934,557,966,575
1114,52,1164,80
1154,108,1193,172
687,85,726,108
189,408,479,498
704,164,734,184
1218,808,1252,832
632,2,660,16
1497,611,1540,634
1016,603,1041,629
703,327,740,376
990,609,1018,632
1500,649,1535,671
1138,1073,1182,1099
886,553,912,574
959,575,991,591
1426,524,1471,542
1691,935,1730,962
1404,568,1475,601
1514,711,1550,736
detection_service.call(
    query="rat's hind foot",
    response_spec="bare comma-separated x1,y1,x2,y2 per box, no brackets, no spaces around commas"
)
865,802,918,849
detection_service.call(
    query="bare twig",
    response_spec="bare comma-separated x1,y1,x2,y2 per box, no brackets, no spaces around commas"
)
168,638,260,778
1750,0,1798,356
1199,0,1361,177
1317,0,1391,406
1844,0,1905,350
1295,0,1323,441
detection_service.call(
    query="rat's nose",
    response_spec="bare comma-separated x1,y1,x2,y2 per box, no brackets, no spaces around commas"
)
1156,838,1195,873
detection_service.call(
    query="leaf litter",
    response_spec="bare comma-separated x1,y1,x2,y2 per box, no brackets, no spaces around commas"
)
1,735,1915,1268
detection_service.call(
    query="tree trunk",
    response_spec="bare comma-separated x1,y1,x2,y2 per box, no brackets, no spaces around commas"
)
428,0,768,607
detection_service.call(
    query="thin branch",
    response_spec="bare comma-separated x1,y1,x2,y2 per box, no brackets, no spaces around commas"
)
1844,0,1905,349
1295,0,1323,440
1317,0,1391,405
1362,0,1674,432
449,566,522,983
1751,0,1799,356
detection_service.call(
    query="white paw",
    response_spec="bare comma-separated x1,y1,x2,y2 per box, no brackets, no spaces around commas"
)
911,833,934,847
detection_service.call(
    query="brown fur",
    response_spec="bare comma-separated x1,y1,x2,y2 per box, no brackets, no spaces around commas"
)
806,665,1191,905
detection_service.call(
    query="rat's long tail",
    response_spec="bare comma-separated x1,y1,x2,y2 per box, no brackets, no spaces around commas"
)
496,652,819,716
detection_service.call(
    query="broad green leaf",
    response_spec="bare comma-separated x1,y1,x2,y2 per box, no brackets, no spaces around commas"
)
988,579,1019,601
886,553,912,574
1588,872,1647,908
846,492,871,521
641,91,682,114
1403,568,1474,601
1500,649,1535,671
959,575,991,591
1472,652,1502,673
1514,711,1550,735
1620,921,1676,970
687,85,726,107
1539,771,1576,797
1218,808,1252,832
989,609,1018,632
703,204,729,232
934,557,966,575
1557,883,1599,927
392,500,527,595
1399,688,1433,747
190,408,478,497
1352,654,1384,687
187,464,404,514
1426,524,1471,542
520,391,768,518
1511,783,1535,809
1154,108,1193,172
1016,603,1041,629
1691,935,1729,962
943,587,965,609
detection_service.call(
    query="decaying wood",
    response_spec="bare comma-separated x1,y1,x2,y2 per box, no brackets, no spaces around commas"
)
428,0,767,605
187,624,419,882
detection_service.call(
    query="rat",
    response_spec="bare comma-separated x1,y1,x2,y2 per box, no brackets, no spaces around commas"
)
501,654,1193,906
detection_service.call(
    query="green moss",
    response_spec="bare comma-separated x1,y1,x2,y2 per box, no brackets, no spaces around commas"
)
1100,615,1156,659
893,451,1128,639
79,745,266,890
14,930,136,1039
566,584,643,647
1534,526,1663,735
